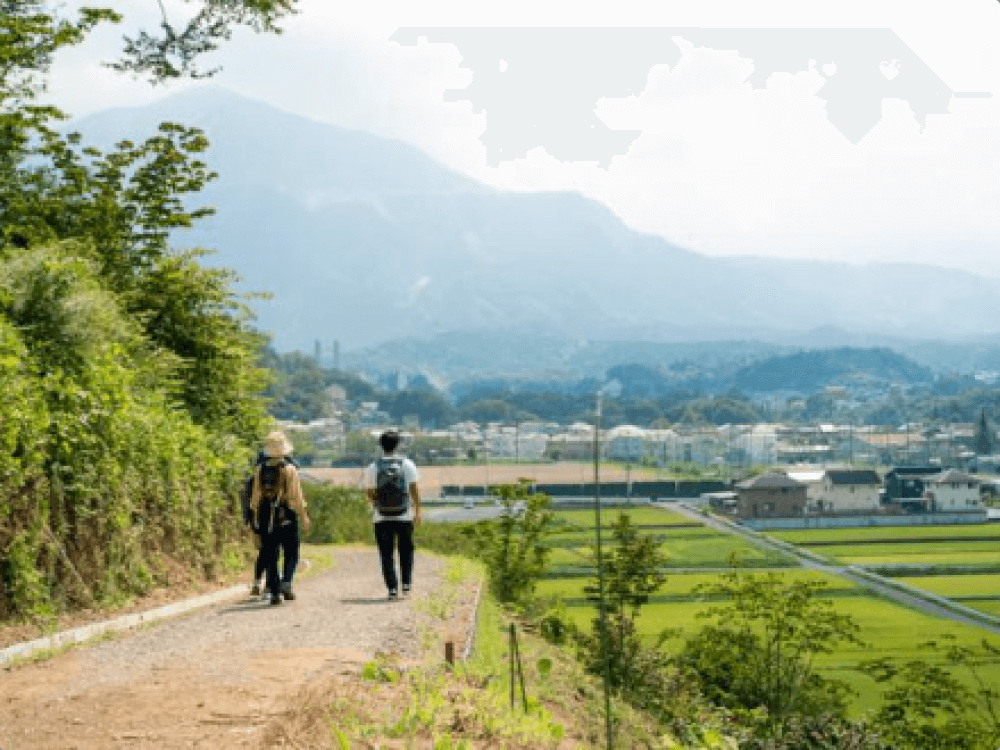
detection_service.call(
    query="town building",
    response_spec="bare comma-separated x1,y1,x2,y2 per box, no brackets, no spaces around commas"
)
735,473,807,519
923,470,982,511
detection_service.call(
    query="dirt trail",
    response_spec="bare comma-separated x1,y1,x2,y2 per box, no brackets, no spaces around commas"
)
0,549,444,749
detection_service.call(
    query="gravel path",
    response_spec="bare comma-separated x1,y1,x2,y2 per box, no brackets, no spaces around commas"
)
0,548,444,749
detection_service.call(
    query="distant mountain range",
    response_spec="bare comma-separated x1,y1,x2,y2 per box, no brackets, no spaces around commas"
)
73,87,1000,358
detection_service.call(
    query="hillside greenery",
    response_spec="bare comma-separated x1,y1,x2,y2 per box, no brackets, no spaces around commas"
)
0,3,282,621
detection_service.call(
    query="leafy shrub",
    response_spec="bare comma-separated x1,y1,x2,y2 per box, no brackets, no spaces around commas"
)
301,484,371,544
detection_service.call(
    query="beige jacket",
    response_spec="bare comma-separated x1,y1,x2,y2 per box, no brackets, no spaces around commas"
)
250,461,308,528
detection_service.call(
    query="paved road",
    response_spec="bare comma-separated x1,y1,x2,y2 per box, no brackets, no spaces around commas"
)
666,503,1000,638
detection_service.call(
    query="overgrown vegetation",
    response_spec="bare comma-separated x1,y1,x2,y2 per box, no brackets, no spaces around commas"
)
1,3,282,621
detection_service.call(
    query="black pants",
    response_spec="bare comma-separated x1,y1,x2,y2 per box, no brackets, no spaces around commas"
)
374,521,414,592
260,528,282,595
259,517,300,594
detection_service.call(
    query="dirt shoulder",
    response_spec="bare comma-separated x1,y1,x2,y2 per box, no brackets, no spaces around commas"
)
0,548,455,749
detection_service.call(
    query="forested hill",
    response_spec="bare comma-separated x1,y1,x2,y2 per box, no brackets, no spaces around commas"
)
729,347,934,393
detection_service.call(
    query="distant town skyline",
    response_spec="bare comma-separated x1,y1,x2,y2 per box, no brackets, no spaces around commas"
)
49,0,1000,277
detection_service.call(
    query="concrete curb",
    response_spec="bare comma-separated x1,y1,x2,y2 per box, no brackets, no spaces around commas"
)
0,584,249,668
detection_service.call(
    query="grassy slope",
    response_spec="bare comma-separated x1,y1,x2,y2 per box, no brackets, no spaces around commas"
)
263,555,695,749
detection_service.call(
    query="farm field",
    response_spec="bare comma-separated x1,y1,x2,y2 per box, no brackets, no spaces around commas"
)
546,531,792,569
771,524,1000,544
547,528,719,546
537,512,1000,714
973,601,1000,617
536,569,856,600
894,574,1000,598
552,581,1000,713
822,543,1000,567
551,507,691,527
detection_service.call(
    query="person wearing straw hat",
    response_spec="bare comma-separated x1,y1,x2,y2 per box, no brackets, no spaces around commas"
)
251,430,310,605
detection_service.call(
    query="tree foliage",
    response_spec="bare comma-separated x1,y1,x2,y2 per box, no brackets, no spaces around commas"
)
467,482,556,603
0,1,277,620
676,572,861,733
862,636,1000,750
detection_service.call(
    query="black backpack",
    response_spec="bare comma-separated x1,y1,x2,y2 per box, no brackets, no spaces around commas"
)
257,458,287,532
375,456,409,516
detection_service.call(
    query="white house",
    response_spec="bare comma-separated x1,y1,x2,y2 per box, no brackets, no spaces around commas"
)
486,427,548,460
732,424,778,465
815,469,882,512
924,470,982,511
606,425,645,461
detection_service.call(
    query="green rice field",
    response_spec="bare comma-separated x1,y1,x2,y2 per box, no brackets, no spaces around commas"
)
545,531,792,569
552,507,692,527
546,527,723,546
550,579,1000,713
972,601,1000,617
536,569,856,600
824,543,1000,567
771,524,1000,544
893,574,1000,598
535,514,1000,714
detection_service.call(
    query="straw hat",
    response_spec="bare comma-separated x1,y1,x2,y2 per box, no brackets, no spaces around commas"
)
263,430,293,458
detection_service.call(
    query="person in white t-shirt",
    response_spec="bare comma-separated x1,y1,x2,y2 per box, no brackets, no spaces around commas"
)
364,430,422,600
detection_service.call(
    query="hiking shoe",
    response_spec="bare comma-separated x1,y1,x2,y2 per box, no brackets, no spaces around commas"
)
270,593,281,605
388,590,398,601
251,582,261,596
281,582,295,601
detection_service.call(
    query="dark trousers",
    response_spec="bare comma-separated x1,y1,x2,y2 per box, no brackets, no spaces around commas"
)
255,520,299,584
279,521,299,583
374,521,414,592
259,517,300,594
260,529,282,595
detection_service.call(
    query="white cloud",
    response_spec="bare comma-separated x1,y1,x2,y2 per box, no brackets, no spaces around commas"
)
43,0,1000,275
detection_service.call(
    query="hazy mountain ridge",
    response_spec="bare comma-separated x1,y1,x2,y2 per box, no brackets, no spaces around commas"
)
348,330,1000,386
73,87,1000,352
729,347,934,393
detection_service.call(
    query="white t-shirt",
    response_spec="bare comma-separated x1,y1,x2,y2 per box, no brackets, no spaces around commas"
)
365,454,419,523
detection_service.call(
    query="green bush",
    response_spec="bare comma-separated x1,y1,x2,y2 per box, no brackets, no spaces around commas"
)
301,484,372,544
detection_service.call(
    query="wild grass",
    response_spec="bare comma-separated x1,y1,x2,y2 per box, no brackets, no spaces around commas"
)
263,593,675,748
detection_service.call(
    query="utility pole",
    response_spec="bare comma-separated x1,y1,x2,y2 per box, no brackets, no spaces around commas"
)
515,419,519,464
850,419,854,466
593,391,613,749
